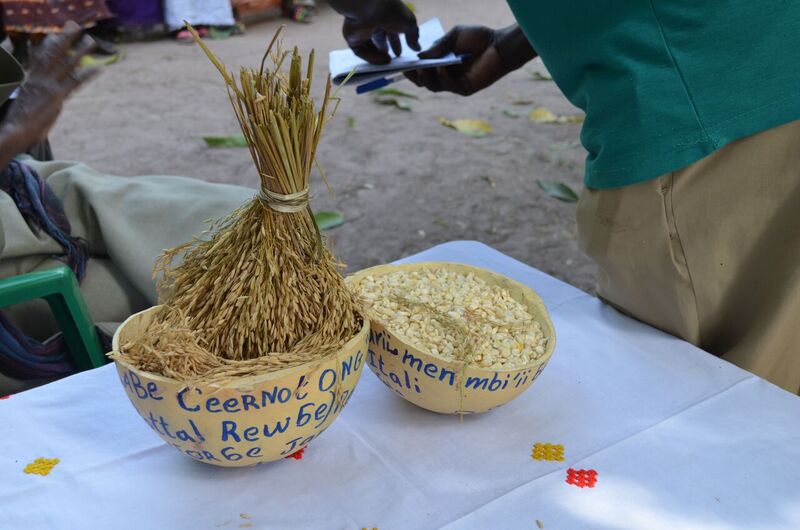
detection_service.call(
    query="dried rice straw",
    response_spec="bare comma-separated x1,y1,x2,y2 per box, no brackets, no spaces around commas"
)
110,25,362,385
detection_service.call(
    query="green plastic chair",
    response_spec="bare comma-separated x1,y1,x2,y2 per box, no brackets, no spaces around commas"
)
0,265,106,371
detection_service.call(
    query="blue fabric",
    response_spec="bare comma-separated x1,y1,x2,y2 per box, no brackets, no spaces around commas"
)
105,0,163,27
0,314,73,378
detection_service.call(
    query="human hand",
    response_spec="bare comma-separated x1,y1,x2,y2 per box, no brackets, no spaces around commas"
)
339,0,420,64
406,24,536,96
0,21,98,154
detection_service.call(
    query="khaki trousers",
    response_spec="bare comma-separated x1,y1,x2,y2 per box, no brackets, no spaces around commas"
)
0,159,253,393
577,120,800,394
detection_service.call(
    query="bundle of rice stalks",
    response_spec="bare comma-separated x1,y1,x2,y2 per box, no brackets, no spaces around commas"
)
112,26,362,385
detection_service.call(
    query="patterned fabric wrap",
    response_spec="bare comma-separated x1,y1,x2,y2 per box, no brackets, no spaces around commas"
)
0,160,88,280
0,0,112,34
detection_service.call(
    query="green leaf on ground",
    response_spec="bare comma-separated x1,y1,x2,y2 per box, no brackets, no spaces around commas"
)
436,117,492,137
502,109,521,119
374,96,412,111
209,27,233,39
314,211,344,230
537,180,579,202
528,70,553,81
202,136,249,148
529,106,584,124
347,116,355,128
79,53,119,68
374,87,418,99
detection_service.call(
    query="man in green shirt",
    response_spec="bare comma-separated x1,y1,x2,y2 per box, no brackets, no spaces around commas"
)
330,0,800,393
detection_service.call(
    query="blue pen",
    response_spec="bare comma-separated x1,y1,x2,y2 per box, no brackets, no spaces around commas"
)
355,54,471,95
356,74,405,95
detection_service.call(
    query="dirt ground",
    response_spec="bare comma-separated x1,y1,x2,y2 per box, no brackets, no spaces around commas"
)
51,0,596,292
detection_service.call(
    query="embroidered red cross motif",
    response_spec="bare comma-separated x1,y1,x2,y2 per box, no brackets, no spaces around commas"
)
285,447,305,460
566,468,597,488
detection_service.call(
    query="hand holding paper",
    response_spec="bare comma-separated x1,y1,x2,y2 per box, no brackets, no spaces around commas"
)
336,0,420,64
329,18,464,86
406,24,538,96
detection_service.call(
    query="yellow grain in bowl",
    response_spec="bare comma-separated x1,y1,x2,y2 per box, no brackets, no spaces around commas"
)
346,263,556,414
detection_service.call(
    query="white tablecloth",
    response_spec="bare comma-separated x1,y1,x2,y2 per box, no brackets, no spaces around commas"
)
2,241,799,530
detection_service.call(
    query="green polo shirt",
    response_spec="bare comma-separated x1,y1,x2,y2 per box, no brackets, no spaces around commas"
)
506,0,800,189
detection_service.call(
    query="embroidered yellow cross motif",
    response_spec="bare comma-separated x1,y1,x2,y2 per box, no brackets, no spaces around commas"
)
24,457,60,476
531,443,564,462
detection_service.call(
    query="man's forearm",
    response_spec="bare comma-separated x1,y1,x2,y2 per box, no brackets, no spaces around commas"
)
495,24,537,72
0,126,23,172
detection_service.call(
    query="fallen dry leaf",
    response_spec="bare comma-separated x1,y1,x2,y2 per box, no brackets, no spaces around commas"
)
529,107,584,124
436,117,492,137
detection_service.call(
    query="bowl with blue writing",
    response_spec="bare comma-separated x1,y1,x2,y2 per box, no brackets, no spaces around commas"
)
346,263,556,414
110,306,370,467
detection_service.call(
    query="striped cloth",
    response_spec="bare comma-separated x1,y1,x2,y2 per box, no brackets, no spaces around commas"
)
0,0,112,34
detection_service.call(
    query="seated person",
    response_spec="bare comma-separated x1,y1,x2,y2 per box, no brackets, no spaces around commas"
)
0,22,252,394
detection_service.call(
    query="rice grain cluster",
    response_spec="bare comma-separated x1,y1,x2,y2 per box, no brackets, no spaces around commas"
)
353,268,548,370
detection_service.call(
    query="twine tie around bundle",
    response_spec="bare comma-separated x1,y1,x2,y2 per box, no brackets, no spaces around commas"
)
258,184,323,258
258,186,310,213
